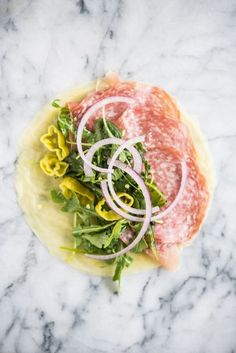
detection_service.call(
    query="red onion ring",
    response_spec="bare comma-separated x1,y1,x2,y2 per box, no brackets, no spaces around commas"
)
100,181,145,222
106,137,155,216
84,137,142,177
104,160,187,222
77,96,135,173
107,138,160,215
86,160,152,260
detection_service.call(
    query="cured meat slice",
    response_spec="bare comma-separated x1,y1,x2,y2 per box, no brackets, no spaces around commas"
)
69,83,191,157
67,80,209,269
146,148,209,245
145,148,182,207
115,106,194,158
146,146,208,267
68,81,181,134
68,82,136,126
144,85,180,120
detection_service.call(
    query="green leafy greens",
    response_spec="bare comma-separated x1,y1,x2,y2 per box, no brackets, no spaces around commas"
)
48,102,166,285
52,99,76,137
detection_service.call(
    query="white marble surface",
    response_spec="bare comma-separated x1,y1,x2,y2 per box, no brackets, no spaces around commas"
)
1,1,236,352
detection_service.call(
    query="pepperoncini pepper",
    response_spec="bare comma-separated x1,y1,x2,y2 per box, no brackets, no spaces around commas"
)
95,192,134,221
59,176,94,206
40,125,69,160
40,154,69,177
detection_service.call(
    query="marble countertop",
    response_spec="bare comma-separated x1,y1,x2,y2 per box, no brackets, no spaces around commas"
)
1,1,236,352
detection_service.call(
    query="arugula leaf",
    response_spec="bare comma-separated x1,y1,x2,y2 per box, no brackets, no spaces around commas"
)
73,220,127,250
81,229,127,250
82,182,103,198
112,254,133,284
111,219,129,241
131,238,148,253
82,231,112,249
106,120,122,138
145,225,158,258
94,119,104,142
82,128,95,144
129,223,156,255
133,190,146,209
94,117,123,141
61,195,107,229
51,98,77,138
52,99,61,108
102,116,122,139
134,142,152,182
57,106,76,138
72,222,116,237
78,239,97,253
65,153,84,175
51,189,66,203
147,183,166,207
103,220,129,248
143,159,151,181
61,193,80,212
60,246,84,253
112,168,124,182
75,237,82,247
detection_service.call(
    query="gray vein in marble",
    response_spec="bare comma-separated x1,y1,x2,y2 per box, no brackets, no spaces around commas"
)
0,238,36,304
92,0,123,77
76,0,90,15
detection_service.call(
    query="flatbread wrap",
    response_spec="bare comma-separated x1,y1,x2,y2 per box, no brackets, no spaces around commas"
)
16,74,215,281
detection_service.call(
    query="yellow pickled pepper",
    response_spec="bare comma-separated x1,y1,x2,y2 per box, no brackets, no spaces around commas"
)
95,192,134,221
59,176,94,206
40,154,69,177
40,125,69,161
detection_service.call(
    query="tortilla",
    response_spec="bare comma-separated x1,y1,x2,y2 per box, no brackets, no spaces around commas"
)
15,78,215,276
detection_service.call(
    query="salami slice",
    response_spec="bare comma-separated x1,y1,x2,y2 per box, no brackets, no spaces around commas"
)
116,106,195,158
68,82,136,127
146,148,208,244
68,82,182,137
145,148,182,206
146,145,208,267
67,80,210,269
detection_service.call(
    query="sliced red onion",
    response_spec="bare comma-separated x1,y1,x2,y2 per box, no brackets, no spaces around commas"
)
107,174,160,215
105,160,187,222
106,137,153,216
100,181,145,222
107,138,160,215
86,160,152,260
77,96,135,173
84,137,142,177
